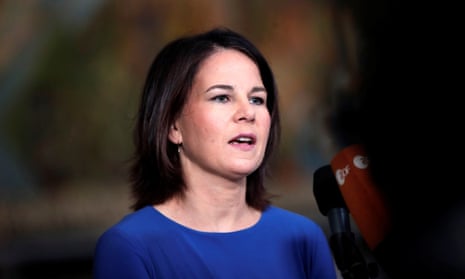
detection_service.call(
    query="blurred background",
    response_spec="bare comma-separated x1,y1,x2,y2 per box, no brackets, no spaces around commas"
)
0,0,363,278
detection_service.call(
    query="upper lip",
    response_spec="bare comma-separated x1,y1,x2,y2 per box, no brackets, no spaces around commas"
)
228,133,257,144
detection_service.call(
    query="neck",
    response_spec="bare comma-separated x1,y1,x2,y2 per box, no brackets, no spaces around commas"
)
155,179,260,232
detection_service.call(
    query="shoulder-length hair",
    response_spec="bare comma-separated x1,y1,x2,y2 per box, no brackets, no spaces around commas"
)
130,27,280,211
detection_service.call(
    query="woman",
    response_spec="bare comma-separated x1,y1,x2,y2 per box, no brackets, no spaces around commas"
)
94,27,337,279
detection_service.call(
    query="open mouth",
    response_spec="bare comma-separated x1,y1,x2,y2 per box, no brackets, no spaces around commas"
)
229,135,256,145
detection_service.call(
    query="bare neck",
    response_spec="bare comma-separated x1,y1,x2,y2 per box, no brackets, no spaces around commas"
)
154,179,261,232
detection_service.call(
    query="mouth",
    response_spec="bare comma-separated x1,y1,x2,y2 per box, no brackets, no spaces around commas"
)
228,134,257,145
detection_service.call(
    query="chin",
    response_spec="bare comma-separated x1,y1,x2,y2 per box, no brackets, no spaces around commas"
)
230,165,260,177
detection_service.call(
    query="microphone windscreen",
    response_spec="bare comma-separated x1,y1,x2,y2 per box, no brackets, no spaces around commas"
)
330,144,391,250
313,165,348,216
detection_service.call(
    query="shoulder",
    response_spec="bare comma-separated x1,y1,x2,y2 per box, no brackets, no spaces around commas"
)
264,205,319,225
262,205,324,235
261,206,335,267
96,206,167,246
110,206,158,230
93,207,162,278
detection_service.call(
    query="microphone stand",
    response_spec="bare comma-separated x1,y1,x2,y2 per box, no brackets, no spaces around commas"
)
328,208,379,279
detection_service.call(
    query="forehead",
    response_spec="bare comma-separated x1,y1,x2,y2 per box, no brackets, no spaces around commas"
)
197,49,259,77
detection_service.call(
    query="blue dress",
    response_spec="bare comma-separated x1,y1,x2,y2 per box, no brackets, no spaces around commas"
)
94,205,337,279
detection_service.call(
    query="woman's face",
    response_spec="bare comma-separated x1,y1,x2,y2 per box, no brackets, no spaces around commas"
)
170,49,271,182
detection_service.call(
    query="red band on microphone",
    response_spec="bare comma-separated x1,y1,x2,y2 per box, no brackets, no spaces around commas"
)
330,144,391,250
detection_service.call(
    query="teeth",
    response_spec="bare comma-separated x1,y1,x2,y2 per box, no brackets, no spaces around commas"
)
237,137,252,142
229,136,255,145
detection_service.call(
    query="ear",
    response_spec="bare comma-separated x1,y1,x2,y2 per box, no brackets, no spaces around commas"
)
168,122,182,145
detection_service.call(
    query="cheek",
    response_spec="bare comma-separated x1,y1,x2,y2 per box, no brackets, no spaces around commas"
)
183,110,226,142
202,114,228,140
259,112,272,132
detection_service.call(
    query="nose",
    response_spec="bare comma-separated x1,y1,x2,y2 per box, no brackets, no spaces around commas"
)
234,98,255,122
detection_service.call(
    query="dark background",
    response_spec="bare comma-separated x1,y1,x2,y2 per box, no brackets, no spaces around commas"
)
2,0,462,278
1,1,355,278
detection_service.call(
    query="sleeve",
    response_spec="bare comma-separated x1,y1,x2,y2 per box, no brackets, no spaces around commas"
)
93,228,153,279
308,224,338,279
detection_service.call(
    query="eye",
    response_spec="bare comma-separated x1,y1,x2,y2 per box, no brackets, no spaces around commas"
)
249,96,265,105
211,95,230,103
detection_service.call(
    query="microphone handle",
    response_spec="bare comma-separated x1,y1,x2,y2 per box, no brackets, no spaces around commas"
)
329,232,376,279
327,208,379,279
328,208,351,233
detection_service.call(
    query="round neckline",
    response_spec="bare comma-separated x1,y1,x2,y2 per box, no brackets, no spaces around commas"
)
149,205,266,236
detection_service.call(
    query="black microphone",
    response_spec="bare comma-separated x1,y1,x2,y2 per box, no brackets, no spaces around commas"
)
313,165,378,279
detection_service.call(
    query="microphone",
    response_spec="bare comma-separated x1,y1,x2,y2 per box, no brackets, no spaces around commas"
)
313,165,350,234
313,165,377,279
330,144,391,251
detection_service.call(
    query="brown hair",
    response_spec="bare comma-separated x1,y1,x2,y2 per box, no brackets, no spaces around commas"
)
130,27,280,211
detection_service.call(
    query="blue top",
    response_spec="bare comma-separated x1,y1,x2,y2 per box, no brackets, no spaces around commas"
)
94,205,337,279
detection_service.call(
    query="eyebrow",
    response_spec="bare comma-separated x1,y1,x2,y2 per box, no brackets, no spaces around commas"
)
205,84,267,93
